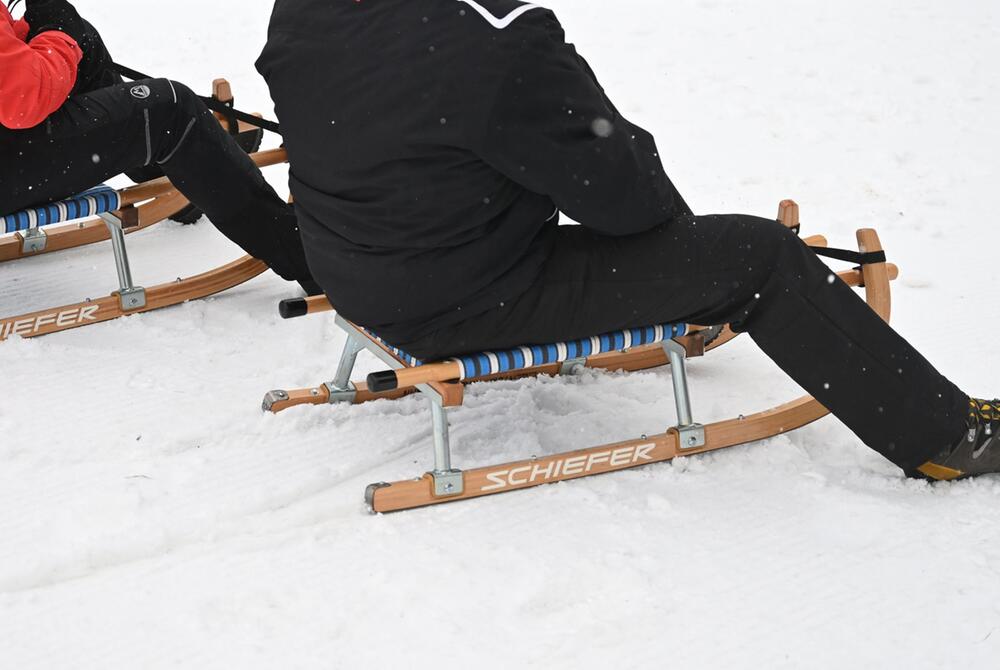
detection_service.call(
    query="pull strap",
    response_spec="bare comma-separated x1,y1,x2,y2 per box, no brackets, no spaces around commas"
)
809,246,887,266
114,63,282,135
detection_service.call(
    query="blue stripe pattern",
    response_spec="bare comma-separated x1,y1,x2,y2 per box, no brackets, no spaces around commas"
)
365,323,687,380
3,185,121,234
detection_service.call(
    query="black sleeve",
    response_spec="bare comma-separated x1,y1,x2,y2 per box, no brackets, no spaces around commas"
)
472,11,688,236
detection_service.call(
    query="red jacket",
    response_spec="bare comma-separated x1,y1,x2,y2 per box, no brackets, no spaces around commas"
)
0,4,82,129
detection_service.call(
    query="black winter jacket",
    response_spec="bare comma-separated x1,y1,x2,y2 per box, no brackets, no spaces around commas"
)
257,0,684,342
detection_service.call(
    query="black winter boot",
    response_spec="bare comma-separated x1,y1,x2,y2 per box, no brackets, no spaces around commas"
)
918,399,1000,480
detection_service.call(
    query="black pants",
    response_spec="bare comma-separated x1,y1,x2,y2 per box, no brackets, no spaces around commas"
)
0,78,310,282
399,210,969,474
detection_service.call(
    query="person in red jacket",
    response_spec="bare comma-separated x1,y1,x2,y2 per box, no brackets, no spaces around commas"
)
0,0,316,292
0,1,81,128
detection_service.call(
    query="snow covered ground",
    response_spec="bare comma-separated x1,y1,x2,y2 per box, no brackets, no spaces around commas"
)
2,0,999,667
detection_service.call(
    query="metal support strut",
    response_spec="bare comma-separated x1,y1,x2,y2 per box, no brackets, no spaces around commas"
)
99,212,146,310
662,339,706,449
323,335,363,403
430,399,464,497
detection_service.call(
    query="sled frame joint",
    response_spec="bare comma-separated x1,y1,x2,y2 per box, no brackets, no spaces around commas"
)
20,226,47,253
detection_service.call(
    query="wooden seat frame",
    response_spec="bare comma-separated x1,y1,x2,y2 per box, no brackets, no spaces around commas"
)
263,202,900,513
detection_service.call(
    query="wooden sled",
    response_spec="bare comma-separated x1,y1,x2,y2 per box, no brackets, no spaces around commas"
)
1,79,269,264
262,201,900,513
0,146,288,340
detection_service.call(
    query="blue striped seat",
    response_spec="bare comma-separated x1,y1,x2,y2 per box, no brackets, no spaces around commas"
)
3,185,121,235
367,323,688,380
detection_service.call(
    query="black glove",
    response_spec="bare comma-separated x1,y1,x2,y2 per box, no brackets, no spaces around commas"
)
25,0,87,42
25,0,121,95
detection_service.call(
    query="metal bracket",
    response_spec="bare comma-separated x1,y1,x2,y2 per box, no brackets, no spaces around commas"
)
559,357,587,376
20,227,47,253
117,286,147,311
261,390,289,412
431,469,465,497
676,423,707,450
365,482,391,513
323,381,357,404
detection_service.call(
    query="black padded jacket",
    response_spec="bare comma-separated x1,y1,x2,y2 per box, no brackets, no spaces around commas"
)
256,0,684,342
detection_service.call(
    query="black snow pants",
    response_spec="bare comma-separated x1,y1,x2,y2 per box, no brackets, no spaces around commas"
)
0,78,311,282
397,206,969,474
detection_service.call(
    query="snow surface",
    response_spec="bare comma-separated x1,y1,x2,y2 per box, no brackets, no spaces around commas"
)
2,0,999,667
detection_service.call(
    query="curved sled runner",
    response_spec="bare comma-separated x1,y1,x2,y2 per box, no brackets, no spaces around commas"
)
0,147,287,341
263,201,900,513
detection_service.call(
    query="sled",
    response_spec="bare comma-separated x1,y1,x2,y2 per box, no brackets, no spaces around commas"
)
263,201,898,513
0,146,286,341
0,80,289,341
0,79,265,263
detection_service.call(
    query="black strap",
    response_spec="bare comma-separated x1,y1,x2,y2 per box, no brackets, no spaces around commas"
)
114,63,282,135
783,216,885,266
809,246,886,266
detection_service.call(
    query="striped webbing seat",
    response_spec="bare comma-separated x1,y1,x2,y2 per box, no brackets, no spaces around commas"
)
367,323,688,380
3,185,121,235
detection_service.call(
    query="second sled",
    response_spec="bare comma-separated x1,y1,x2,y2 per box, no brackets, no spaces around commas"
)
0,80,287,341
0,147,287,341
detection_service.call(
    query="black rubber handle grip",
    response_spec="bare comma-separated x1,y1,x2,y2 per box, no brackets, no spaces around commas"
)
279,298,309,319
367,371,400,393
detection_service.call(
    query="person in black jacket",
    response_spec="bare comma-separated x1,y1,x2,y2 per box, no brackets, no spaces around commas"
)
257,0,999,480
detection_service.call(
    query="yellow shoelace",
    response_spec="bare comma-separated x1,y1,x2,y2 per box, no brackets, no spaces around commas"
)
969,398,1000,432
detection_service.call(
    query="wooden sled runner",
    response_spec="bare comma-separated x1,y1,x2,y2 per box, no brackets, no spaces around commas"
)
263,202,899,513
0,80,287,341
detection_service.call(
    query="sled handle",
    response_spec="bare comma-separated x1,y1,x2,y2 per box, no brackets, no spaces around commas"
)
368,371,401,393
279,295,334,319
